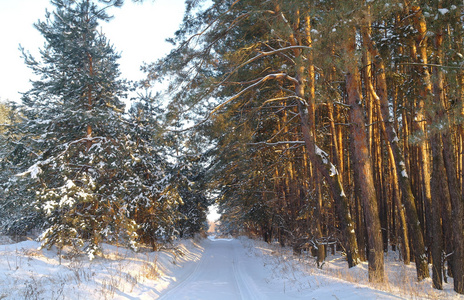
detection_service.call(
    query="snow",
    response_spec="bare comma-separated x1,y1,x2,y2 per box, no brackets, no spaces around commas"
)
58,195,75,207
15,163,42,179
315,145,338,177
43,200,57,215
0,236,462,299
401,169,408,178
315,145,329,165
0,237,203,299
438,8,449,15
329,164,338,177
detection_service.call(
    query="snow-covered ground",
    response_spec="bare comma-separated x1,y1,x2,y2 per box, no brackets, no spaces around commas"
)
0,235,462,299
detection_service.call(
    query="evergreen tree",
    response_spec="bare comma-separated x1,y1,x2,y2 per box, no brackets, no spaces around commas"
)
173,154,210,238
0,102,43,237
8,0,135,257
125,99,184,250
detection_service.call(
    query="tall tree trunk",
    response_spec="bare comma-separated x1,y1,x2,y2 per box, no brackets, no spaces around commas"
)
432,25,452,282
361,23,428,280
305,15,326,267
409,6,435,269
345,27,384,282
432,24,464,294
293,57,359,267
282,11,360,268
457,27,464,295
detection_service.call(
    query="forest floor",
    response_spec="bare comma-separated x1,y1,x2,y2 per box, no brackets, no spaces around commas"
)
0,235,462,299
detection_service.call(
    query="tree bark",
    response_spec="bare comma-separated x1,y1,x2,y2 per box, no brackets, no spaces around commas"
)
283,11,361,268
410,6,435,270
361,23,429,280
345,27,384,282
305,15,326,267
432,26,464,294
429,132,446,290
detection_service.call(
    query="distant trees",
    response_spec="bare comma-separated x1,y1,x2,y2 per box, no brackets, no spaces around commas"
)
144,0,464,293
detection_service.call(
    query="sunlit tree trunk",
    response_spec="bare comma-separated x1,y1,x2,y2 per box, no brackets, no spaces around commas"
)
345,26,384,282
361,21,428,279
431,21,464,293
305,15,326,266
276,6,359,267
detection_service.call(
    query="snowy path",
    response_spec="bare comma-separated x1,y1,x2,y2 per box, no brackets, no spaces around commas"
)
156,238,417,300
158,238,266,300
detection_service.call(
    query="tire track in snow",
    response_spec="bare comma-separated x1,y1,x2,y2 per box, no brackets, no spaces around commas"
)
231,241,266,300
157,239,267,299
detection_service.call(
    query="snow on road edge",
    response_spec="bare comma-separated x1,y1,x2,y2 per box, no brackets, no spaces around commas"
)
238,236,464,300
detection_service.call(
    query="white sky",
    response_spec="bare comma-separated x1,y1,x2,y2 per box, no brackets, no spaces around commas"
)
207,204,220,222
0,0,185,103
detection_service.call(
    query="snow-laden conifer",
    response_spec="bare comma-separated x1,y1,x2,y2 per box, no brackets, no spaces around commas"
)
6,0,136,257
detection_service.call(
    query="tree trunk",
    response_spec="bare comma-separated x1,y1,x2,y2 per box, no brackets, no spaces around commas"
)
361,23,429,280
457,30,464,295
314,170,326,267
432,26,464,294
410,5,435,270
429,132,446,290
305,15,325,267
345,27,384,282
284,13,360,268
364,53,410,258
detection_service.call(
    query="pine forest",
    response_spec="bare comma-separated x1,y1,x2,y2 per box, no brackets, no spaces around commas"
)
1,0,464,295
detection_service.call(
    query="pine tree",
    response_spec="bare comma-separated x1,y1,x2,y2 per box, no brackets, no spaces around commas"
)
125,99,184,250
173,154,210,238
9,0,136,258
0,102,43,237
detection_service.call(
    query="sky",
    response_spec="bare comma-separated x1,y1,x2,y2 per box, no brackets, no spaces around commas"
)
208,204,220,222
0,0,186,103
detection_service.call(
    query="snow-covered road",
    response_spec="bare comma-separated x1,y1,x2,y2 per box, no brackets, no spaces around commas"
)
158,238,268,300
157,238,404,300
157,237,451,300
